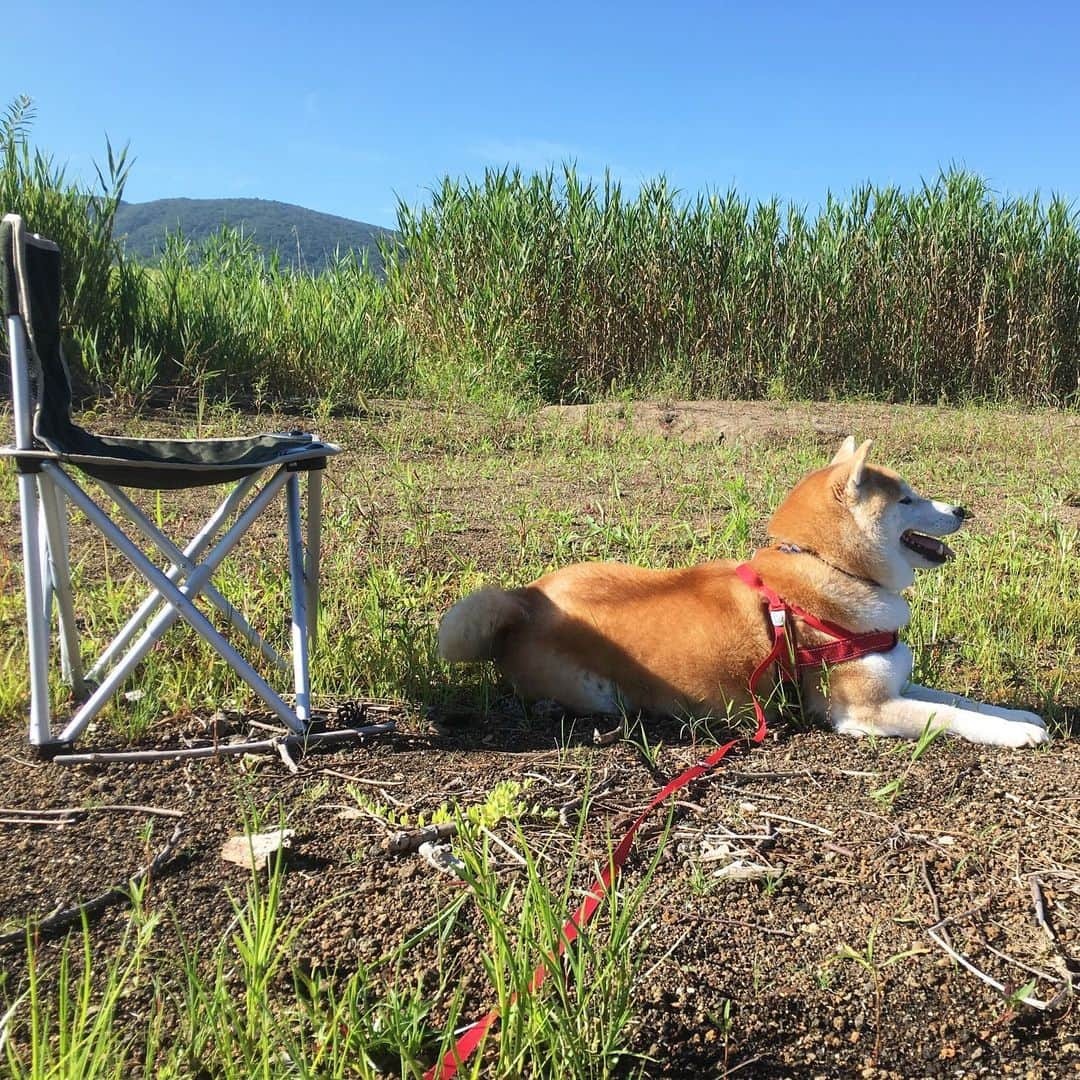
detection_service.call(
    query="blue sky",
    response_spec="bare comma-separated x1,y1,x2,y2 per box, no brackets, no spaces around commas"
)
8,1,1080,228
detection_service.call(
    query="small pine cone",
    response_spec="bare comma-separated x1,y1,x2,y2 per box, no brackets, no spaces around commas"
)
333,699,368,727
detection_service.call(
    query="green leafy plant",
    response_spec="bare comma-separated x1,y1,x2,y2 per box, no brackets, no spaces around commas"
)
821,924,925,1063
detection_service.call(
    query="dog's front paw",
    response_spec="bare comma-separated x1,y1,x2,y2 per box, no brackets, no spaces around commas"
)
981,719,1049,748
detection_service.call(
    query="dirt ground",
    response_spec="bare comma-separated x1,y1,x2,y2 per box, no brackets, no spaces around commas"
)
1,399,1078,1078
3,710,1078,1077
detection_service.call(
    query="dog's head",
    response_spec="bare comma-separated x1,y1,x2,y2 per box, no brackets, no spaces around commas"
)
767,436,966,592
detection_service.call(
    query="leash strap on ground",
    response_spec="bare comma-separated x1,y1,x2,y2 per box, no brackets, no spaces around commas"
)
427,560,893,1079
427,703,770,1080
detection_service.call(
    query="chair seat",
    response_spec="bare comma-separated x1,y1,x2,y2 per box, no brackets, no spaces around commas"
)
2,424,341,489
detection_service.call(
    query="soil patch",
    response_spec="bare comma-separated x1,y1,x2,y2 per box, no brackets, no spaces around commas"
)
537,398,1076,448
2,399,1077,1076
2,708,1078,1077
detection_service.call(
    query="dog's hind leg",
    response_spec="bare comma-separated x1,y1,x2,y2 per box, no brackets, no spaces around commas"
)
507,658,625,716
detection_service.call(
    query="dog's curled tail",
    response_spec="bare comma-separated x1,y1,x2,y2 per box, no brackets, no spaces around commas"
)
438,587,528,662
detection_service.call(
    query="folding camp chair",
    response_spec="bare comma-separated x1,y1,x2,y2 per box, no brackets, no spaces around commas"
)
2,213,341,756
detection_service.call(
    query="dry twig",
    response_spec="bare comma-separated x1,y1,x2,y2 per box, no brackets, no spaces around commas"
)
49,722,396,765
383,821,458,855
924,901,1062,1010
0,804,184,831
0,820,184,949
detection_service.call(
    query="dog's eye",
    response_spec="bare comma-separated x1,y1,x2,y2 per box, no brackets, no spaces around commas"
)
898,496,913,504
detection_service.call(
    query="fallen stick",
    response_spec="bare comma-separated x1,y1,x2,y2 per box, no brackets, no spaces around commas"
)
724,1056,764,1078
976,934,1067,988
0,817,72,827
639,926,694,981
1030,875,1055,942
479,825,528,866
1028,875,1077,990
919,857,948,947
383,821,458,855
924,904,1060,1011
0,820,183,949
276,740,300,774
48,723,396,766
0,804,183,819
320,767,406,787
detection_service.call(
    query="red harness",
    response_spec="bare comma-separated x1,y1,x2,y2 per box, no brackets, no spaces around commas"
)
733,561,899,726
426,561,899,1080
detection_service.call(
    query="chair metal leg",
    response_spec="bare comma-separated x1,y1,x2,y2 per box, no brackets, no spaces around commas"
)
84,474,260,684
17,470,52,746
98,479,287,674
38,494,53,615
287,473,311,725
38,476,86,697
304,468,323,643
50,465,308,740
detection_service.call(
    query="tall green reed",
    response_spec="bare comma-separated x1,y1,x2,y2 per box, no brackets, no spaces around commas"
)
5,97,1079,408
392,166,1080,405
120,227,413,407
0,95,130,392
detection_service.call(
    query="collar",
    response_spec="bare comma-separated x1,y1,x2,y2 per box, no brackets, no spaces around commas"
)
773,541,884,590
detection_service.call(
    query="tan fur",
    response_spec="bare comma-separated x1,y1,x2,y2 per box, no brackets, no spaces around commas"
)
439,439,1048,747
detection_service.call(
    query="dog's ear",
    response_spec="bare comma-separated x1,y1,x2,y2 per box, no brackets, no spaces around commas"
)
830,435,858,465
846,439,873,495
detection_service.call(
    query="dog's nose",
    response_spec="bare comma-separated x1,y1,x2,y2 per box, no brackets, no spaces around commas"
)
952,506,968,520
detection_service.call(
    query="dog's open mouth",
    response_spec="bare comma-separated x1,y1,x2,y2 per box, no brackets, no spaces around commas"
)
901,531,954,563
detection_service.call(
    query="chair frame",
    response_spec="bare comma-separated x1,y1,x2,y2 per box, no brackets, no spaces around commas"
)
4,220,335,755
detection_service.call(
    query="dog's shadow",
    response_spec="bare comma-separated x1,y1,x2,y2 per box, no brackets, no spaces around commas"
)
422,691,770,769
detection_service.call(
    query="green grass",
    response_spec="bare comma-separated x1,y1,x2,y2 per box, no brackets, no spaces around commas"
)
5,98,1080,409
1,401,1076,739
2,784,654,1079
0,402,1076,1075
2,96,1079,1077
392,167,1080,405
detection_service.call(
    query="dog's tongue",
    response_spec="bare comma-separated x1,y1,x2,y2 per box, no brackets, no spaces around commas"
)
902,531,954,561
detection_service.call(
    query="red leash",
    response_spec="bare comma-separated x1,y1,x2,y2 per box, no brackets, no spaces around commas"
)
426,562,896,1079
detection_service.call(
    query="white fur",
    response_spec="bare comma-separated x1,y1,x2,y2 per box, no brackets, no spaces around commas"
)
825,578,911,635
852,491,964,592
437,587,525,661
823,637,1048,747
575,671,622,713
814,453,1048,749
833,694,1049,748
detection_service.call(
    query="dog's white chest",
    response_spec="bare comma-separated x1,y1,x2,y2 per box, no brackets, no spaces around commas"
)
857,641,915,695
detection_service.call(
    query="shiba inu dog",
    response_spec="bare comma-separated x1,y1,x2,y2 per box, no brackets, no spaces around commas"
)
438,438,1048,748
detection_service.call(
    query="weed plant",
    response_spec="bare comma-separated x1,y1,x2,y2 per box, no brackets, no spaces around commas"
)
2,784,653,1078
391,167,1080,405
4,99,1080,408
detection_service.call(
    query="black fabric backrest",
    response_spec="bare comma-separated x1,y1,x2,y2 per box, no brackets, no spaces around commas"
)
1,215,74,444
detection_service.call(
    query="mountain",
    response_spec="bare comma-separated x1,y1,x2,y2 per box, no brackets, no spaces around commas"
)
113,197,395,274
